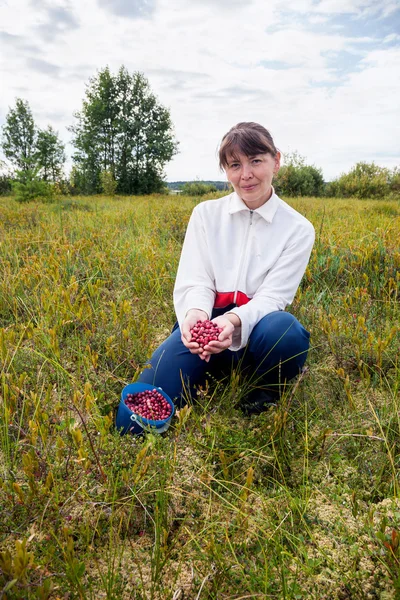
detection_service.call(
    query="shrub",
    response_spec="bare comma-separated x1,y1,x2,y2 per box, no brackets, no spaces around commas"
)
388,167,400,196
181,182,217,196
329,162,393,199
54,179,73,195
0,160,12,195
12,168,54,203
0,174,12,195
100,170,118,196
69,165,101,195
273,152,324,197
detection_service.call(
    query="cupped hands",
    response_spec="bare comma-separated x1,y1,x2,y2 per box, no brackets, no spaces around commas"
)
181,309,236,363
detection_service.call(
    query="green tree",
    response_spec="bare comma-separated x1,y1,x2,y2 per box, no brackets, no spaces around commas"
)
69,67,118,193
69,66,179,195
35,126,66,182
274,152,325,197
1,98,36,171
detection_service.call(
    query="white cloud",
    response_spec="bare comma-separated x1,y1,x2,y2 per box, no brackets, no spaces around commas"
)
0,0,399,182
384,33,400,43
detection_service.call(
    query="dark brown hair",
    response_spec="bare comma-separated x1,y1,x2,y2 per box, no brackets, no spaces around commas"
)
219,122,278,170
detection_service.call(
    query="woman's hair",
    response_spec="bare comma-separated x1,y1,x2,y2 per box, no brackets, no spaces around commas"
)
219,122,278,170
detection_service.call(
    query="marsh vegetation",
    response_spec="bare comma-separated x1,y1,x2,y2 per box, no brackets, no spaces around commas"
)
0,193,399,599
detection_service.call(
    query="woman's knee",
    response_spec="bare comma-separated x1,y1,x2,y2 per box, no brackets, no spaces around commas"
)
249,311,310,358
245,312,310,384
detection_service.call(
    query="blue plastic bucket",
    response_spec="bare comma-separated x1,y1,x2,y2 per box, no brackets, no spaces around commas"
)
116,382,175,435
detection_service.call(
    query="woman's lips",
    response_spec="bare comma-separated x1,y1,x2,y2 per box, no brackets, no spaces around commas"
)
242,184,257,191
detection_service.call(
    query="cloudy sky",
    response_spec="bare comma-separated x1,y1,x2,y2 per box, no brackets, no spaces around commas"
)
0,0,399,182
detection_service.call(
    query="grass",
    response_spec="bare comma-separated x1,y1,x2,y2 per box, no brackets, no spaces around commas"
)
0,192,399,599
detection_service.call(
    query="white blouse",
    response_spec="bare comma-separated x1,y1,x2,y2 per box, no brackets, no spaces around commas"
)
173,189,315,350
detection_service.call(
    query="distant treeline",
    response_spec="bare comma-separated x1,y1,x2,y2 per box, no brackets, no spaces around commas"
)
1,160,399,201
167,181,229,191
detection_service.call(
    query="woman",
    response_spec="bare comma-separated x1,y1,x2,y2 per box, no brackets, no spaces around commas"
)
138,122,315,414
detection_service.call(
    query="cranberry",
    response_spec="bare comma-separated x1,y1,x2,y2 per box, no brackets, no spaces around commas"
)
124,389,172,421
189,319,222,351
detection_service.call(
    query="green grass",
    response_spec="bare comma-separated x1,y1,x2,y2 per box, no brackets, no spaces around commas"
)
0,193,399,599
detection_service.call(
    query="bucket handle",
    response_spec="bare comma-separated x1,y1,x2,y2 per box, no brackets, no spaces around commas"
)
130,413,144,429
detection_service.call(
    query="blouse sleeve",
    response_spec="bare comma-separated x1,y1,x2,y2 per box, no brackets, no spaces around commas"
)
227,221,315,350
173,207,216,328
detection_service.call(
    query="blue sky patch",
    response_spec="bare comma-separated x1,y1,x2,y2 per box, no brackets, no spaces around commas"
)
314,11,400,42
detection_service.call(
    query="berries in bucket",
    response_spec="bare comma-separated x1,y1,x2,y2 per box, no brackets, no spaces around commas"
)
125,389,171,420
116,383,175,435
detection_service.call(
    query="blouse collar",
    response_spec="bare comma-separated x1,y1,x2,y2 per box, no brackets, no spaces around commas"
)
228,187,280,223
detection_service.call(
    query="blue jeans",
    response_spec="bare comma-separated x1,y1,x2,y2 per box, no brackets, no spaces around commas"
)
137,309,310,407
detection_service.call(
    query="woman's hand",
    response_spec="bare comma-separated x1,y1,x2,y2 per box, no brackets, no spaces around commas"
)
199,315,235,362
181,309,209,355
181,310,241,362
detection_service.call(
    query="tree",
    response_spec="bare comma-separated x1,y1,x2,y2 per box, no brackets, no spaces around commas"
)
69,66,179,195
273,152,325,197
35,126,66,182
69,67,118,193
1,98,36,171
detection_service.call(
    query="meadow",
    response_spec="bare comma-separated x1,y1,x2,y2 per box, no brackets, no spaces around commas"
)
0,192,399,600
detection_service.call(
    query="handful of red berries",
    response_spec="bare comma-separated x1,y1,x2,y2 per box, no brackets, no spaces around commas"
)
189,319,222,351
124,389,171,421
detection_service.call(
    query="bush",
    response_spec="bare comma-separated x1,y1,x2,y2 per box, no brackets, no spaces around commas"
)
388,167,400,196
69,165,101,195
0,174,12,195
324,180,340,198
53,179,73,195
273,152,324,197
328,162,398,199
181,182,218,196
0,160,13,195
100,170,118,196
12,168,54,203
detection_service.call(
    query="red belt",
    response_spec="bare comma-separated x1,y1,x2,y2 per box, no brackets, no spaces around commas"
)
214,291,250,308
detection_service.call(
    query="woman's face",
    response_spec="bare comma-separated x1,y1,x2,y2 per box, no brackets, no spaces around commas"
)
225,151,281,209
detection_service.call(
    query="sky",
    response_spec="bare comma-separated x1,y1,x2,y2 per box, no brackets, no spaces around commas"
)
0,0,399,182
